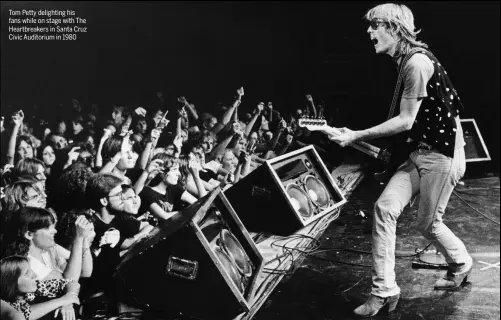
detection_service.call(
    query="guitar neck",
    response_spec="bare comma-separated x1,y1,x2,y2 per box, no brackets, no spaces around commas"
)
325,127,382,160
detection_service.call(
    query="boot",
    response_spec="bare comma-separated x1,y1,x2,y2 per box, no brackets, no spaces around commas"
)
434,255,473,290
353,293,400,317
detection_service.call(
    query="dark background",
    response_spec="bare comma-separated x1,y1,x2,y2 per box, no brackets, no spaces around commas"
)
1,1,499,172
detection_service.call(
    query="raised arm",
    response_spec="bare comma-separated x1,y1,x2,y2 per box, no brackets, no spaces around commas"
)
95,129,113,168
134,158,164,195
208,123,241,162
267,102,274,123
62,216,92,281
306,94,318,118
211,87,244,135
6,110,24,165
244,103,263,137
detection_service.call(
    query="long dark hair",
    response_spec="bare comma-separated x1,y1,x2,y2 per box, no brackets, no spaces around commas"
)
150,153,188,189
0,255,30,301
2,207,56,257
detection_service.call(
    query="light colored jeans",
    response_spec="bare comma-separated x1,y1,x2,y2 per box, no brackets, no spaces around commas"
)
371,147,468,298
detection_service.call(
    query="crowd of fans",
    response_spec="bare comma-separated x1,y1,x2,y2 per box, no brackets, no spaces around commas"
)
0,88,337,319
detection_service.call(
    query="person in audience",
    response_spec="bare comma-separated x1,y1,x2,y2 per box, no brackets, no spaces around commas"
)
2,179,47,218
84,173,153,296
138,153,206,220
38,143,56,178
0,255,80,320
2,207,94,296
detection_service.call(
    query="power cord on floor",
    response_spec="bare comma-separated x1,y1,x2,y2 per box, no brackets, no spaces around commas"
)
452,190,500,226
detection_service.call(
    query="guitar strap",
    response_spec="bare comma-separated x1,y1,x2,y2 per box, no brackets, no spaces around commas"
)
387,47,427,120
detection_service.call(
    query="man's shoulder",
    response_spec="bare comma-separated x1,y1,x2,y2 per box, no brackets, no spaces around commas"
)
406,53,434,70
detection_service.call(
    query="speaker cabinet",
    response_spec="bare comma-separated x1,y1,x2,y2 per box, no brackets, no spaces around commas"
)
224,145,346,235
114,188,264,320
460,118,491,162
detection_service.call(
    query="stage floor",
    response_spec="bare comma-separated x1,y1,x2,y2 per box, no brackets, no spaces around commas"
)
252,175,500,320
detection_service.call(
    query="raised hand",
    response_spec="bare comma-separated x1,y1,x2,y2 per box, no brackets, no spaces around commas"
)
134,106,147,117
178,107,188,119
306,94,313,102
173,134,183,150
74,215,92,240
237,87,244,97
231,121,243,136
188,158,202,177
12,110,24,127
278,119,287,130
146,158,164,175
177,96,189,106
256,102,264,113
67,147,81,165
150,128,161,142
157,115,170,130
102,128,113,141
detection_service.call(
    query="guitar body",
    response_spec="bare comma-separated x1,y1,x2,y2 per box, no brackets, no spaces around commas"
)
373,133,412,183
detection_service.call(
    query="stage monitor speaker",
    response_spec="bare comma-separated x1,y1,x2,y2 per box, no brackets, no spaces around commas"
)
113,188,264,320
460,118,491,162
224,145,346,235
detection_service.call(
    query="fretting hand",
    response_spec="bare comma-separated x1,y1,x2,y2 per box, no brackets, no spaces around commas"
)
328,127,358,147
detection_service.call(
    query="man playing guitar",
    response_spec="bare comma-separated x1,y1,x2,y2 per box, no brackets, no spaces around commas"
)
325,3,472,317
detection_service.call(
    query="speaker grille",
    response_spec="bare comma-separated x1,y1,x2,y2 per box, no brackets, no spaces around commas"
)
285,184,314,219
213,245,244,294
219,229,253,277
304,175,331,209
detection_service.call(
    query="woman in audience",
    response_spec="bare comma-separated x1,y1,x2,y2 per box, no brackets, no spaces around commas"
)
138,153,206,220
2,207,93,283
11,158,47,191
0,255,80,320
38,143,56,178
2,179,47,217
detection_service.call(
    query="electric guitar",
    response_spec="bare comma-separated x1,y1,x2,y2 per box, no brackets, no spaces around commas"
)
298,117,395,182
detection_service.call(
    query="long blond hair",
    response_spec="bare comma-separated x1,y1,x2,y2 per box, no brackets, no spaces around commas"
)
365,3,428,58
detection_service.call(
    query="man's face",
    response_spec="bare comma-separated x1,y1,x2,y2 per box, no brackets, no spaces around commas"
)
108,185,141,214
367,18,398,56
51,135,68,150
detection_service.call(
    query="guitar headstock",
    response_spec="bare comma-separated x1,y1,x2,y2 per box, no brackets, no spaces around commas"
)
297,117,328,132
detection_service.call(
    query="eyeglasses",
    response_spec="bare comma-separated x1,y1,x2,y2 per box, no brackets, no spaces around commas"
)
35,173,46,181
108,184,137,201
369,18,386,30
25,192,47,202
